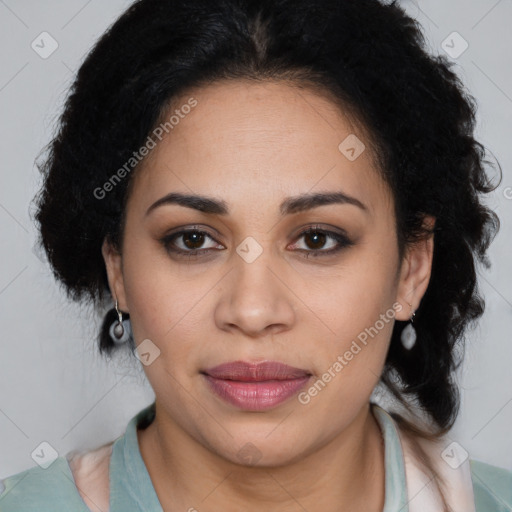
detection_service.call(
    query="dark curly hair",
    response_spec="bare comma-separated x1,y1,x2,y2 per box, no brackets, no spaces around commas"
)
32,0,499,464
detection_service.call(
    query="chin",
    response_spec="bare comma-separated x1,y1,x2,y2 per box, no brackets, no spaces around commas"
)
212,433,311,469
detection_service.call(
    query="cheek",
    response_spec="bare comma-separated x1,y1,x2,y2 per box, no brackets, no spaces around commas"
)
299,286,397,414
120,238,176,340
300,240,399,336
121,237,217,354
301,238,399,382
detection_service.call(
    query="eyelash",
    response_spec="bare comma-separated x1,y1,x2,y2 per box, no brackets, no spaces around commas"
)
160,225,354,260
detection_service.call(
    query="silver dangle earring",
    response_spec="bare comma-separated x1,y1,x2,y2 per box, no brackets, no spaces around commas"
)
109,299,131,344
400,302,416,350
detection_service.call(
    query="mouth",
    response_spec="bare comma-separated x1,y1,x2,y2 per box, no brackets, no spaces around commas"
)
202,360,311,381
201,360,312,411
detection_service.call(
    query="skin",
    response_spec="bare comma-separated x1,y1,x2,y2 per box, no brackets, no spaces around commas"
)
102,80,435,512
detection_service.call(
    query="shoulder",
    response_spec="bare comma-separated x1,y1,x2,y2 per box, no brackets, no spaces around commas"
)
470,459,512,512
0,456,91,512
0,442,112,512
388,412,511,512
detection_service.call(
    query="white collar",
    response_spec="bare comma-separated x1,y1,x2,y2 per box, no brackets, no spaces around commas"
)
372,404,476,512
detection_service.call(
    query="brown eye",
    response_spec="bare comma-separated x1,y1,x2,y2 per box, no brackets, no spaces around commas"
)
160,228,223,258
182,231,206,250
290,226,354,258
303,231,327,250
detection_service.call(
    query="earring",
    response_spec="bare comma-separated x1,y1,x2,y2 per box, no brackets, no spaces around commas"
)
109,299,131,344
400,302,416,350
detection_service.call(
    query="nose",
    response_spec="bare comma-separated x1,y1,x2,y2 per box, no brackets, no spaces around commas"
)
214,248,296,338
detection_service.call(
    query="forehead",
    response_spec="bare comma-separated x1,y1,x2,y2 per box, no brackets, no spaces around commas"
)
128,80,393,219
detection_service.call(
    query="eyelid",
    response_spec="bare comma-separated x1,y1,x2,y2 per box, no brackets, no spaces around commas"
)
291,223,350,240
163,224,222,239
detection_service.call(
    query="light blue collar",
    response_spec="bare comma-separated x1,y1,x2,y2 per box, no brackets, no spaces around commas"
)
372,404,410,511
109,402,409,511
109,402,162,511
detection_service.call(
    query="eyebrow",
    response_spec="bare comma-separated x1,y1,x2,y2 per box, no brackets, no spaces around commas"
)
145,191,368,217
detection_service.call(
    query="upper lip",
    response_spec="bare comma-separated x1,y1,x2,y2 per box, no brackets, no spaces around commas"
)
202,361,311,381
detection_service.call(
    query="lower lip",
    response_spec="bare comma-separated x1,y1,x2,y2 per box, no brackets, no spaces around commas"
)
202,374,311,411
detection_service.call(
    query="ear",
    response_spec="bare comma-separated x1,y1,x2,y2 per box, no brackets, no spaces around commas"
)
101,237,129,312
394,215,435,321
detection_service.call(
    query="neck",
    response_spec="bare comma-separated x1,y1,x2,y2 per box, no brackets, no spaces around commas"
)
138,402,385,512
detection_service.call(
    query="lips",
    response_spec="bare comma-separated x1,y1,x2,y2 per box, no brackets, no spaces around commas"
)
201,360,312,411
202,360,311,381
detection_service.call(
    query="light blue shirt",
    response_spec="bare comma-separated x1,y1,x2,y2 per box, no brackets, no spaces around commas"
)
1,402,510,511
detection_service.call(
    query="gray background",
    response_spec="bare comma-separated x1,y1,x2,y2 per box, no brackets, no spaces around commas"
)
0,0,511,479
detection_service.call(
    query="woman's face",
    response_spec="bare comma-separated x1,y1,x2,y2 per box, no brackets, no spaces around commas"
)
103,80,433,466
